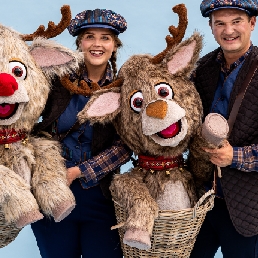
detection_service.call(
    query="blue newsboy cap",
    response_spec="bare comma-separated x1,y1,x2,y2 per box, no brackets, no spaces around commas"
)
200,0,258,17
67,9,127,36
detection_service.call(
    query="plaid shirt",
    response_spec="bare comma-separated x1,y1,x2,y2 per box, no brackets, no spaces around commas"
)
231,145,258,172
216,45,253,77
79,140,131,184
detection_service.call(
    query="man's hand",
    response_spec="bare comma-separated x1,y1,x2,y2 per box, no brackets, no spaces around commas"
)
66,166,82,186
203,140,233,167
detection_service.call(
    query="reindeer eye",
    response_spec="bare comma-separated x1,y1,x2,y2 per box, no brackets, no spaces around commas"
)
130,91,143,113
9,61,27,80
155,83,173,99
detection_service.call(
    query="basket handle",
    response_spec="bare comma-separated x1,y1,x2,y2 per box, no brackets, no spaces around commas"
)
192,189,215,218
195,189,215,208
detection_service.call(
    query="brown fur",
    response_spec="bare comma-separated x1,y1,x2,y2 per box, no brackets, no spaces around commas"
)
78,33,204,250
189,130,215,193
0,6,80,234
78,5,205,250
189,114,229,195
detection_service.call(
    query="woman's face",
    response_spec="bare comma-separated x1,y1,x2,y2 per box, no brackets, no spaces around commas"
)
79,28,117,69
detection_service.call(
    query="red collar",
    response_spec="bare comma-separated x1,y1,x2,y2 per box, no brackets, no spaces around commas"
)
0,129,27,145
138,154,184,171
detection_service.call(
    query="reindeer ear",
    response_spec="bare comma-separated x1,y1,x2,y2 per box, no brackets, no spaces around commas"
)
166,32,202,76
29,37,83,81
78,87,121,125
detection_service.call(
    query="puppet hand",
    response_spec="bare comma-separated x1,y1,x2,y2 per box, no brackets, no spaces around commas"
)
66,166,81,186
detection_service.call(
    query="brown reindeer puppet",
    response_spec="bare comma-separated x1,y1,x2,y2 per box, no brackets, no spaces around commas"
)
78,4,206,250
0,5,80,241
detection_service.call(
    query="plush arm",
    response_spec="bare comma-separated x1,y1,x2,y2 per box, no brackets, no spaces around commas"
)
188,131,215,190
188,113,229,191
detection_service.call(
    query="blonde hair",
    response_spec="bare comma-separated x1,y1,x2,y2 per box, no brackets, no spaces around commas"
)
75,29,123,79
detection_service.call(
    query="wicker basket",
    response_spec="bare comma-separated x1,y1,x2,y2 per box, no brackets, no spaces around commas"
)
0,209,21,248
113,189,215,258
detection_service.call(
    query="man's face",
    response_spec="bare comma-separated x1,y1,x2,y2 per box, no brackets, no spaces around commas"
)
209,9,256,60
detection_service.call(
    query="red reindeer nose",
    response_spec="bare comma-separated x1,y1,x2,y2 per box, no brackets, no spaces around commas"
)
0,73,18,96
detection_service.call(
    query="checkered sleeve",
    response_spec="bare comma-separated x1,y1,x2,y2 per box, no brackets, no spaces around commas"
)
79,140,132,184
231,144,258,172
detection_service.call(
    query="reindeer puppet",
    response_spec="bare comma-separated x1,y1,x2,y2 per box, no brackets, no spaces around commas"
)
0,5,80,238
77,4,207,250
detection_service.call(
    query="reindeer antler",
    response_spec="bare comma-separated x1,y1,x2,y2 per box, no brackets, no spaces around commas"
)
21,5,71,41
60,75,124,96
151,4,188,64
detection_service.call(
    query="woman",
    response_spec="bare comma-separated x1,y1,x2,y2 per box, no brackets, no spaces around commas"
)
31,9,131,258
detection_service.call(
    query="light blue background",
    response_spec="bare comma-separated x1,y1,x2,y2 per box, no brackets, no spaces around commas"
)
1,0,257,257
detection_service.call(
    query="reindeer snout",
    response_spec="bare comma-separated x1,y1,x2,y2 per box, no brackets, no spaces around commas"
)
0,73,18,96
146,100,168,119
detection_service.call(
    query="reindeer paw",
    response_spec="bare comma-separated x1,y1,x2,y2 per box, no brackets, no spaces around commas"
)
52,199,76,222
123,229,151,250
16,210,43,228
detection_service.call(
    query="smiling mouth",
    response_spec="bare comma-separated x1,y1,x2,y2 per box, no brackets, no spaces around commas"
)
90,50,104,56
224,36,239,41
0,103,19,120
156,121,181,139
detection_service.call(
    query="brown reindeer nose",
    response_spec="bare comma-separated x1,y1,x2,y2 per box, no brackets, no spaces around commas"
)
146,100,168,119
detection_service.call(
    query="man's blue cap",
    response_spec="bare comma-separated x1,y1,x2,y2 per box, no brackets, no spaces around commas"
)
67,9,127,36
200,0,258,17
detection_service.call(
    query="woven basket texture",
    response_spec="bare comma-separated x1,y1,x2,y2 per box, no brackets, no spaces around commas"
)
114,190,214,258
0,209,21,248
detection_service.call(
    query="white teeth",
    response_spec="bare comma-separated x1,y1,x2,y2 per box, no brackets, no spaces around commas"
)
90,51,103,55
225,37,236,41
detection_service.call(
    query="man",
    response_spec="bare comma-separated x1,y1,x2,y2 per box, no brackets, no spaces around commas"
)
190,1,258,257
